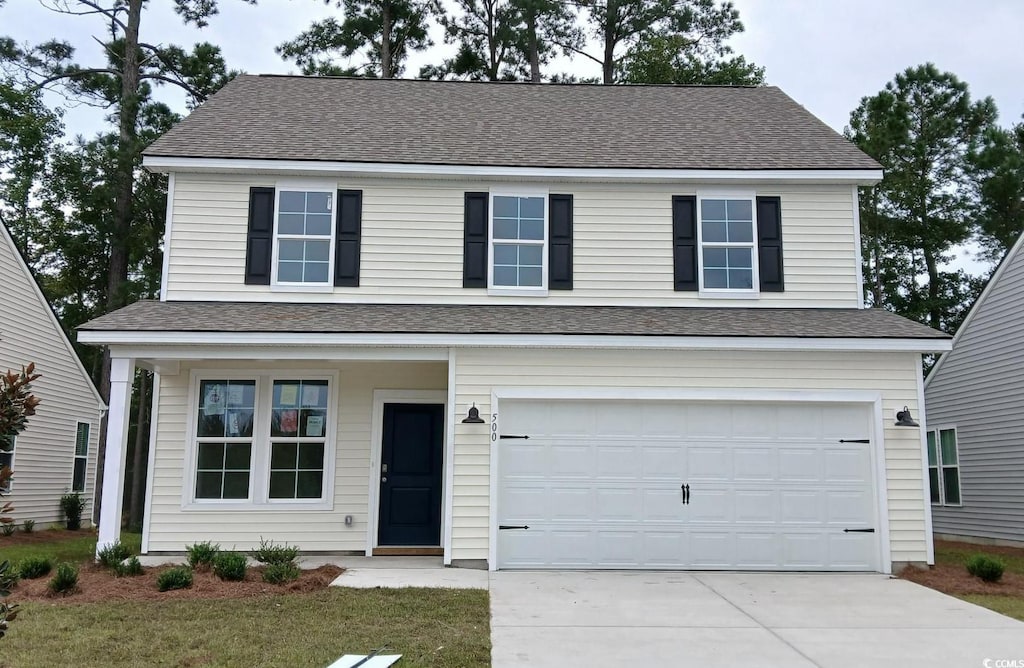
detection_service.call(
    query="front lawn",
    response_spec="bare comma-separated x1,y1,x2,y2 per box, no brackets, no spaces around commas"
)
902,539,1024,622
0,587,491,667
0,529,141,565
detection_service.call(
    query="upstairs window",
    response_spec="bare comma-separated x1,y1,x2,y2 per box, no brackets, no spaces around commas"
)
273,189,335,285
73,423,90,493
927,428,961,506
490,193,547,290
698,196,757,292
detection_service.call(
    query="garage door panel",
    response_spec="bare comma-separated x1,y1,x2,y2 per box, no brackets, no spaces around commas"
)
496,400,880,571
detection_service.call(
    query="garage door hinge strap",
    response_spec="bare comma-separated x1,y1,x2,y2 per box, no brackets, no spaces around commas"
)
843,528,875,533
499,435,530,440
838,439,871,443
499,525,530,530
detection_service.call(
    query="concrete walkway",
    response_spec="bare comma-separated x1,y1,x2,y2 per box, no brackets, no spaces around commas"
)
329,556,488,589
490,571,1024,668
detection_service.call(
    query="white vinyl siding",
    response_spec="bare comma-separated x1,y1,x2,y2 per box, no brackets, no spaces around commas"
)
164,173,860,307
145,360,447,552
0,223,103,526
451,348,929,567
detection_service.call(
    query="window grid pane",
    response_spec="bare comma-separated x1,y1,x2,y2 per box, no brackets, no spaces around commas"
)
701,198,755,290
277,190,332,284
75,423,90,457
703,247,753,289
493,243,544,287
939,429,958,465
942,467,961,504
269,380,328,500
928,467,941,504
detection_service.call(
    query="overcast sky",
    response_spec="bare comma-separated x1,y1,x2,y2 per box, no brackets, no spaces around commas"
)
4,0,1022,272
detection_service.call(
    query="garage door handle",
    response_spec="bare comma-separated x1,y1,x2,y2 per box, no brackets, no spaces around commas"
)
843,528,875,533
681,484,690,505
499,525,529,530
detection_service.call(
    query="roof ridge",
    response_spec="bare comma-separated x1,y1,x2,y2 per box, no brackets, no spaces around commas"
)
251,73,768,90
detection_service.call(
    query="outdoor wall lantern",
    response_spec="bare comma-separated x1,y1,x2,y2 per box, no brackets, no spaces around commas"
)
895,406,920,427
462,403,485,424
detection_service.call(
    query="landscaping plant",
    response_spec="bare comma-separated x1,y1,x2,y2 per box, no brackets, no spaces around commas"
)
48,563,79,595
262,561,301,585
59,493,86,531
157,566,194,592
16,557,51,580
967,554,1005,583
97,541,133,569
212,552,247,581
114,556,144,577
252,538,299,565
20,520,33,534
186,541,221,570
0,521,13,537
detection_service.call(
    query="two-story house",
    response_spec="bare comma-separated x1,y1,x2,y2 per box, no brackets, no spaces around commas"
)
80,75,950,573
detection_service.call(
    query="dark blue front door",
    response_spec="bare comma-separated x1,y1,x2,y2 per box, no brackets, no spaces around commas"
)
378,403,444,546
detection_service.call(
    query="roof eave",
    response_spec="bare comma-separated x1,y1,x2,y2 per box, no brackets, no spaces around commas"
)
142,155,884,186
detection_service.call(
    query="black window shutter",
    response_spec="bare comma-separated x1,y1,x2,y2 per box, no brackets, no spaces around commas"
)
548,194,573,290
245,186,275,285
463,192,489,288
335,189,362,287
672,195,698,291
756,196,784,292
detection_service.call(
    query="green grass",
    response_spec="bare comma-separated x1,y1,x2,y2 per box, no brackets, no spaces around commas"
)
0,588,491,667
0,531,141,565
957,594,1024,622
934,540,1024,575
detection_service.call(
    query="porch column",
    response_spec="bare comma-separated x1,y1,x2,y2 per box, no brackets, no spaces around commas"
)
96,356,134,556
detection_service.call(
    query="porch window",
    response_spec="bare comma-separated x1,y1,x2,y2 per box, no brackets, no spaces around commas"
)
269,380,328,499
194,380,256,500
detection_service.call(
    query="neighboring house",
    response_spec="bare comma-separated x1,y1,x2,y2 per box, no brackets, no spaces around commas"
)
79,76,950,573
924,231,1024,546
0,218,105,527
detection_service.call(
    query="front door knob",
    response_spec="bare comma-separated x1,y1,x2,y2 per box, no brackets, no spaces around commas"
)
381,476,387,483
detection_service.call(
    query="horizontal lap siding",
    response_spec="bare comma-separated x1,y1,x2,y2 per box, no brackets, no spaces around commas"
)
926,244,1024,542
146,360,446,552
452,348,927,565
165,174,859,307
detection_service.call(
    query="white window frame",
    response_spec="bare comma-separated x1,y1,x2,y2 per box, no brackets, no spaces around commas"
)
696,189,760,298
72,422,90,493
488,188,549,296
270,179,338,291
182,369,338,511
928,426,962,507
0,435,15,493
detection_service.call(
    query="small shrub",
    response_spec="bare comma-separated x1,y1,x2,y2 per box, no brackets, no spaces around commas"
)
252,538,299,565
186,541,221,570
59,493,86,530
48,563,78,595
17,557,51,579
21,519,34,533
113,556,144,577
966,554,1005,583
212,552,247,581
0,521,14,537
97,541,133,569
157,566,193,592
262,562,301,584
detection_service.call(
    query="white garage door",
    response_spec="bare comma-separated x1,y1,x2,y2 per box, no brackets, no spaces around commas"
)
497,400,880,571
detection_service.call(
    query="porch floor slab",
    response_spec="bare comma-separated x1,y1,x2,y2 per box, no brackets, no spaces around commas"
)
330,562,489,589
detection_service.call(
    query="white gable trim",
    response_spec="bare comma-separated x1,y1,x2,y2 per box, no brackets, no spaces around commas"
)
142,156,883,186
0,219,106,409
924,231,1024,389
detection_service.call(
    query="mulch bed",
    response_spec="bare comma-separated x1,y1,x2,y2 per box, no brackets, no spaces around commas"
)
0,529,91,547
900,540,1024,597
13,564,344,604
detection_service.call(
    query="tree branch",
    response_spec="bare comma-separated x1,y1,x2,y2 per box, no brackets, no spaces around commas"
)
39,0,128,31
551,40,602,66
139,73,202,101
31,68,120,91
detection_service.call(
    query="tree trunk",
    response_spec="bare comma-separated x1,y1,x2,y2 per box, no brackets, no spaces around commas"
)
527,10,540,83
381,0,392,78
128,370,149,531
602,0,617,84
93,0,143,523
923,247,941,330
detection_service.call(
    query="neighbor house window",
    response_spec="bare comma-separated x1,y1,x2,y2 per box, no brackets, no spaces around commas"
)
491,193,546,289
190,374,333,506
0,435,14,492
269,380,328,499
73,422,90,492
927,428,961,505
699,197,756,291
274,189,335,285
194,380,256,500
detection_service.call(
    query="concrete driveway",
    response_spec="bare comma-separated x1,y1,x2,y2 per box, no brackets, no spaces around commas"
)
490,571,1024,668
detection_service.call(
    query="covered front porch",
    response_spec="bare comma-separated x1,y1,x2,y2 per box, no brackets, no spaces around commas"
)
93,345,456,563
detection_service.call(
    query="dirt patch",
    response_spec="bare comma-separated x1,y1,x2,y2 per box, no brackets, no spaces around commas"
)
13,564,344,604
901,564,1024,596
0,528,91,547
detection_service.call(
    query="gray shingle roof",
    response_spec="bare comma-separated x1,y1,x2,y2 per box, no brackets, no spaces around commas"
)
80,301,947,340
144,75,881,171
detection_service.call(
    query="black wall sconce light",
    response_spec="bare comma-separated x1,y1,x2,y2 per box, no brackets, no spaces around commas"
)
462,403,485,424
895,406,920,427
